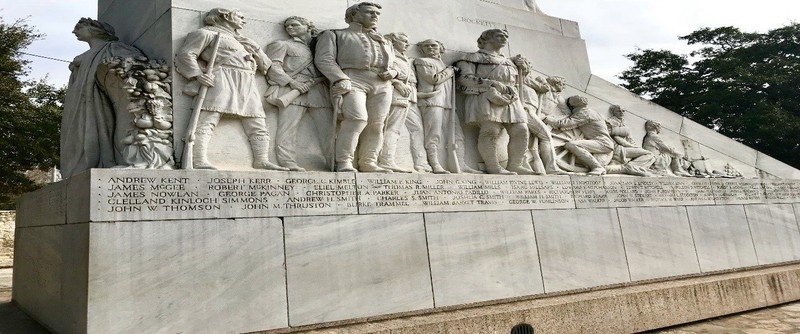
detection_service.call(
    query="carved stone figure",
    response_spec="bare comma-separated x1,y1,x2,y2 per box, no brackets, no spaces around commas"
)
456,29,532,175
265,16,332,172
536,76,570,118
544,95,614,176
415,39,481,174
603,105,655,176
642,120,692,177
405,102,432,172
175,8,287,171
511,55,567,175
108,57,175,170
315,2,397,172
61,18,151,178
377,32,414,173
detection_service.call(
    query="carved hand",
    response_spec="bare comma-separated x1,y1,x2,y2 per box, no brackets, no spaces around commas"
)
331,79,352,96
379,70,397,81
196,73,215,87
289,80,310,93
393,81,412,97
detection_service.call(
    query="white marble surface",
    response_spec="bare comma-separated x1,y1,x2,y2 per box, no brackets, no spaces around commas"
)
584,75,684,133
98,0,166,47
13,224,89,334
425,211,544,307
533,208,630,292
617,207,701,281
83,169,358,222
284,213,433,325
695,142,760,179
679,117,758,167
745,204,800,265
16,180,66,227
86,218,287,334
756,152,800,179
711,179,767,205
508,25,592,91
686,205,759,272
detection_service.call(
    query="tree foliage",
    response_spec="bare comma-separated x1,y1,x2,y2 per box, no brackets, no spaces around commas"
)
0,18,63,209
619,24,800,170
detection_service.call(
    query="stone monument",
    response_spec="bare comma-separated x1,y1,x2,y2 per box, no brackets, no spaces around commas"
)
13,1,800,333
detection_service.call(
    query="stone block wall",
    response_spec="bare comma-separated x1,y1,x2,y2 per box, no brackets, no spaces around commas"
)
0,211,14,267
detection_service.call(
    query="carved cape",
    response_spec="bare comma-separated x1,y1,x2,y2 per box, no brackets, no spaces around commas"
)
61,40,143,178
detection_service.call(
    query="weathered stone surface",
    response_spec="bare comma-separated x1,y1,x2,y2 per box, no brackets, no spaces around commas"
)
426,210,544,307
745,204,800,265
711,178,767,205
84,169,358,222
686,205,759,272
533,208,630,292
617,206,701,281
604,177,715,208
86,218,287,333
356,173,574,214
284,213,433,325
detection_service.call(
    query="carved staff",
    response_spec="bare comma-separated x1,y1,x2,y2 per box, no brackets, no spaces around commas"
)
330,94,342,172
182,32,222,170
448,75,461,173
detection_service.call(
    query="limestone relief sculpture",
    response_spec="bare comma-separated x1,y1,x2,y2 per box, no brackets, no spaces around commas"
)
456,29,532,175
415,39,481,174
378,32,415,173
543,95,614,176
265,16,332,172
315,2,397,173
642,120,692,177
176,8,287,171
603,105,656,176
62,18,174,179
512,55,567,175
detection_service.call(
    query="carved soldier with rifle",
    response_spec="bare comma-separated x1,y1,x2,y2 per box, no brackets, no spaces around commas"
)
176,8,287,171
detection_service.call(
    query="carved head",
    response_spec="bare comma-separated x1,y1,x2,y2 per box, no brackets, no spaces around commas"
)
609,105,625,118
384,32,410,54
645,120,662,133
284,16,318,37
417,39,445,58
345,2,382,29
204,8,246,31
545,76,566,91
477,29,509,51
566,95,589,111
74,18,118,42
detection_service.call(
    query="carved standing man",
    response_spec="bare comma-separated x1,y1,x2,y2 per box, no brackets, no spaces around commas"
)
377,32,414,173
544,95,614,176
511,55,567,175
176,8,287,170
456,29,532,175
415,39,481,174
642,120,692,177
315,2,397,172
265,16,332,172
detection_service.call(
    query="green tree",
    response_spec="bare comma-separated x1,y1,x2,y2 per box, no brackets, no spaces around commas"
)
619,24,800,170
0,18,63,209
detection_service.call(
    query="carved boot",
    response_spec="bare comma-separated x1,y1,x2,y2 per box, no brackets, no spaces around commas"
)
506,134,534,175
478,137,515,175
426,145,450,174
568,145,605,176
455,140,483,174
192,131,217,170
250,135,289,171
539,140,568,175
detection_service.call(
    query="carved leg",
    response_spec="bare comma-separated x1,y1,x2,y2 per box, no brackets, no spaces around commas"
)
506,123,534,175
478,122,515,175
192,111,220,170
426,145,449,174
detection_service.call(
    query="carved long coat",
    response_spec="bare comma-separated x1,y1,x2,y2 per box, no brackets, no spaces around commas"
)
456,50,527,125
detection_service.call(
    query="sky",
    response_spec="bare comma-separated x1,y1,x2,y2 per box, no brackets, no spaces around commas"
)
3,0,800,87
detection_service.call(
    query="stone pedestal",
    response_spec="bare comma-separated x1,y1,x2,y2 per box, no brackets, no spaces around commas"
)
13,169,800,333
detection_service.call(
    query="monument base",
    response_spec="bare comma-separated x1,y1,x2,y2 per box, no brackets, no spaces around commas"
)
13,169,800,333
